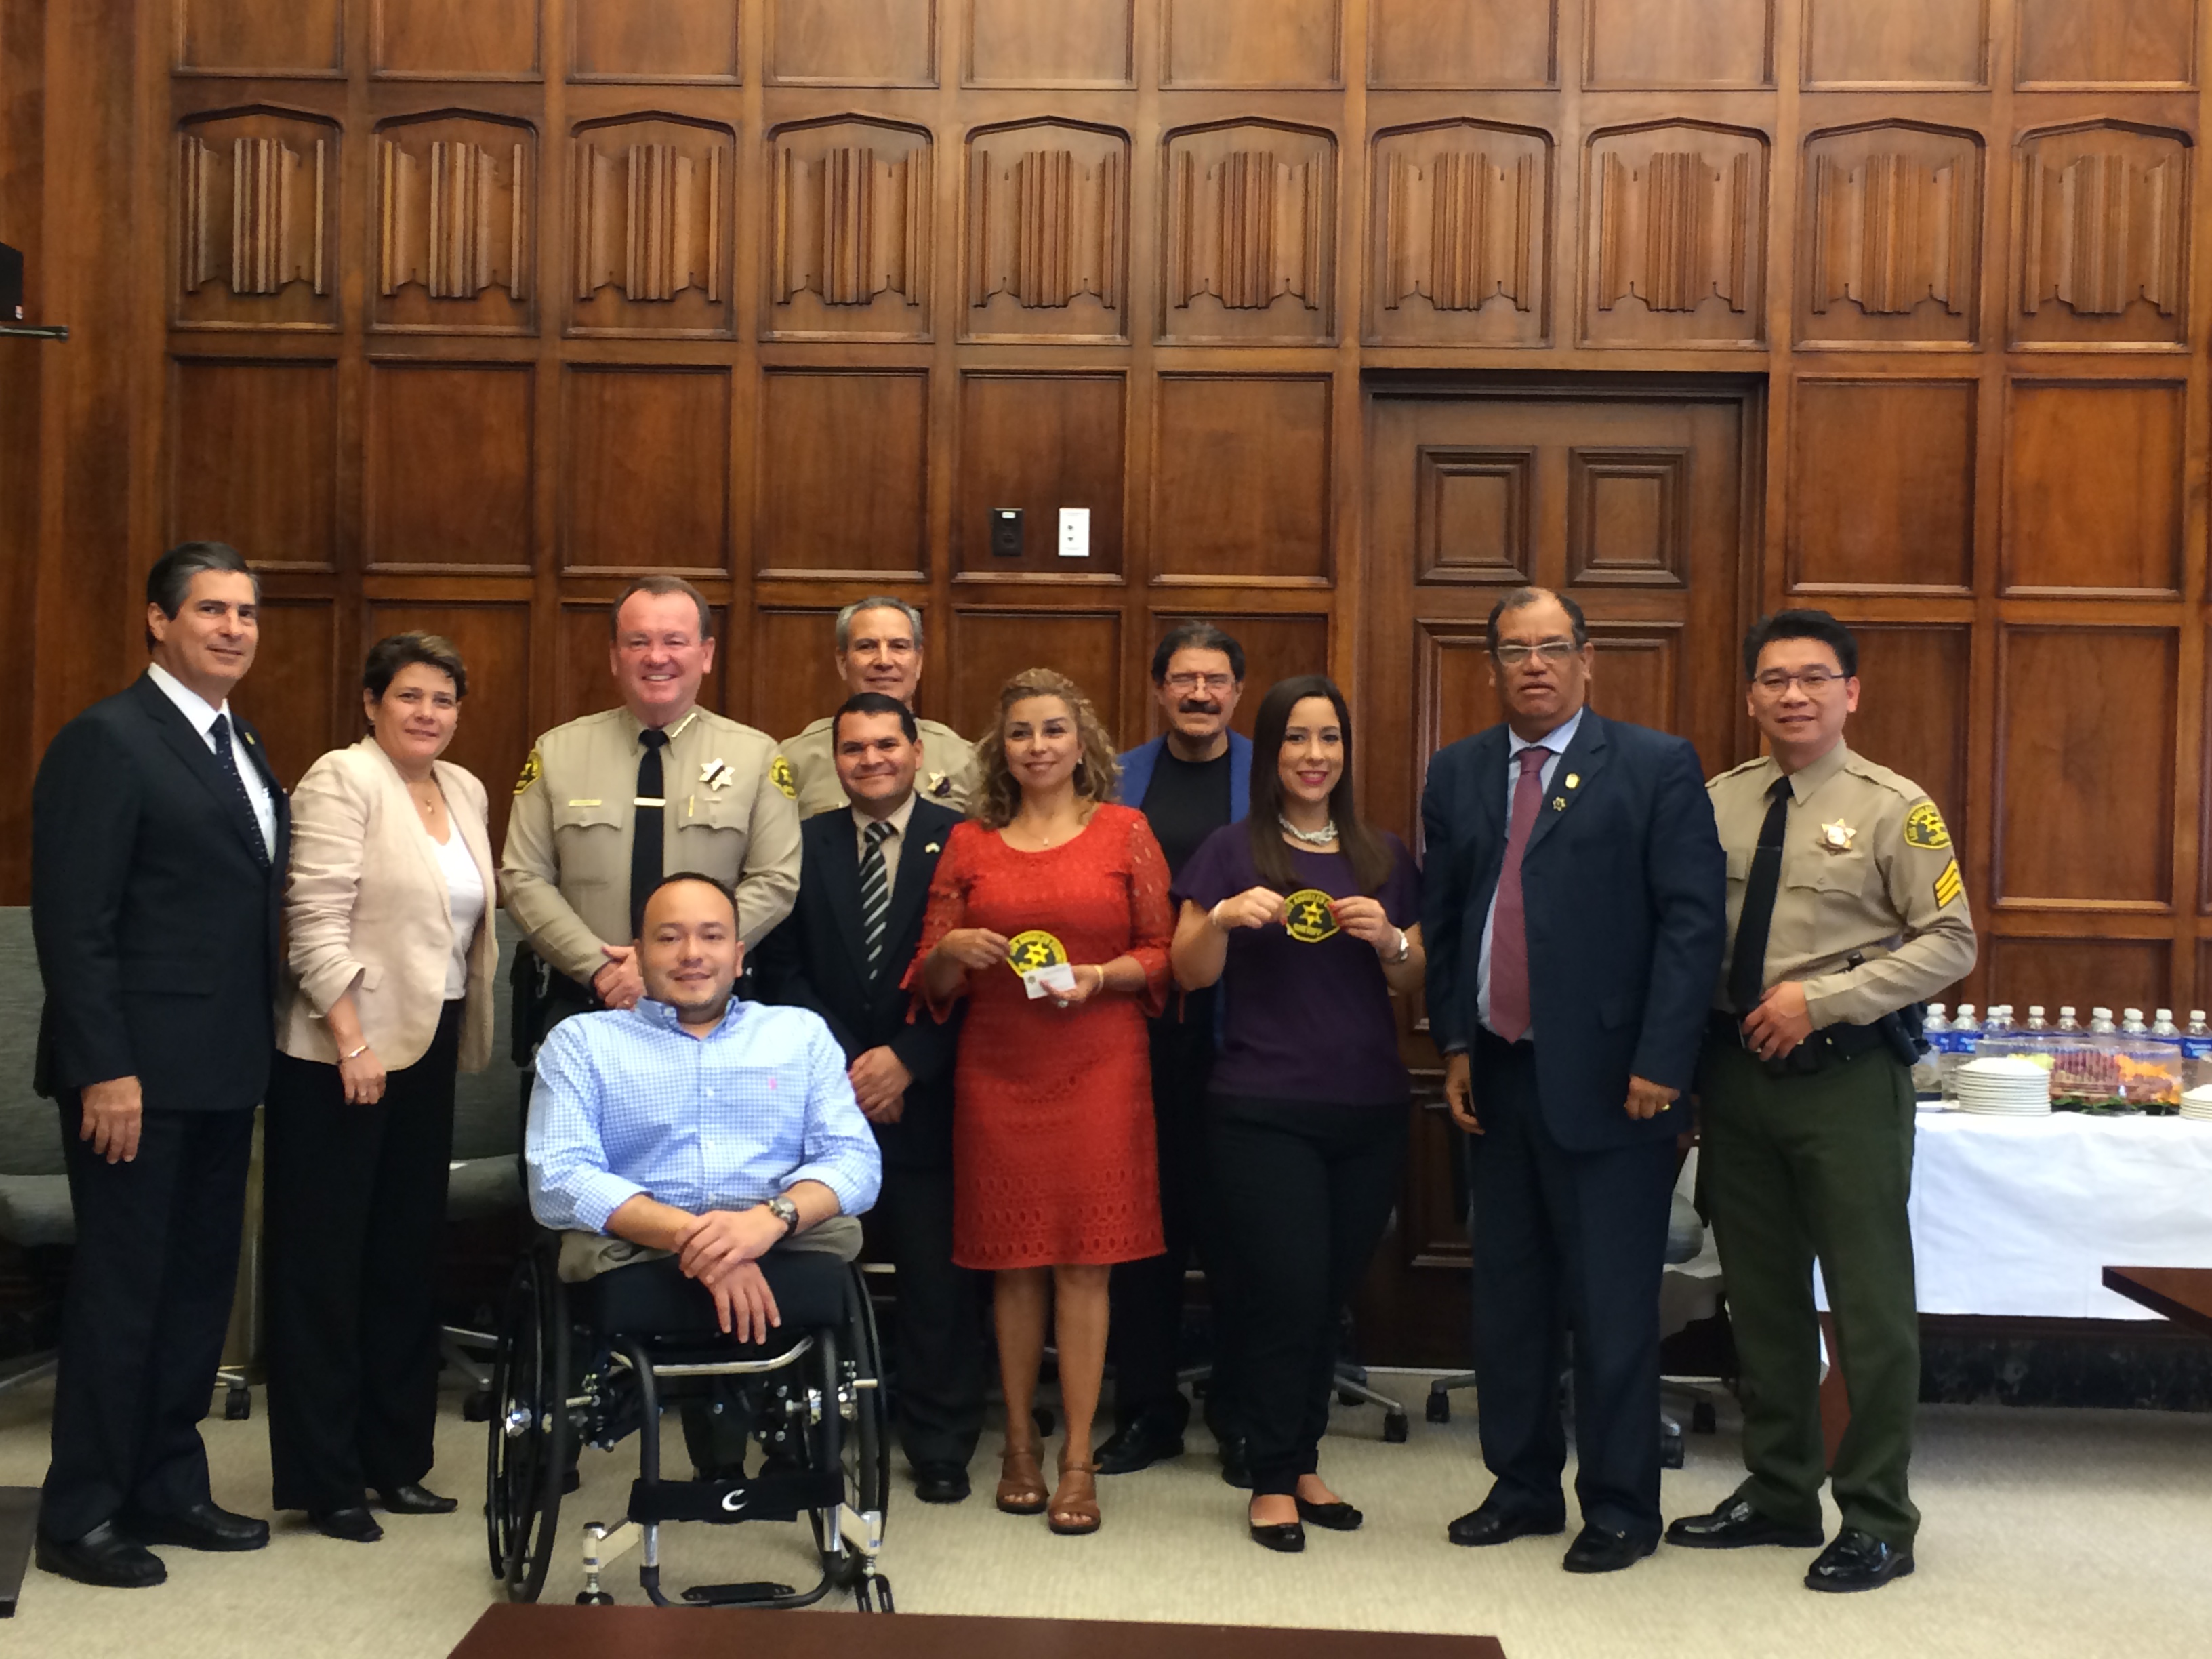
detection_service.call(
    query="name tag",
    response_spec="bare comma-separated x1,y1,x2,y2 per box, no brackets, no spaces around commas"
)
1021,962,1079,1000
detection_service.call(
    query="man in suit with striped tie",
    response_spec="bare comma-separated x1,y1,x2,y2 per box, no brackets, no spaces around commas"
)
751,692,980,1503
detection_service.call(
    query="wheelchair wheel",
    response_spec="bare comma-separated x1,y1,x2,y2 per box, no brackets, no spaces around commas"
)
485,1247,571,1603
807,1267,892,1594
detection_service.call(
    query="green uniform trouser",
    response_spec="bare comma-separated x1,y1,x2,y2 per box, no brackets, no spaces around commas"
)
1699,1034,1920,1547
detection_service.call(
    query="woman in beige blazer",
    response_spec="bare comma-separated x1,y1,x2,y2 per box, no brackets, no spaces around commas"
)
264,633,496,1542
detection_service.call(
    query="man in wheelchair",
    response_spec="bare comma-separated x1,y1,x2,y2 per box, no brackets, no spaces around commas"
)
508,870,890,1607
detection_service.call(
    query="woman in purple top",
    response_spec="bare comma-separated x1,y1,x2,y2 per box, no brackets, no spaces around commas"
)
1170,674,1425,1553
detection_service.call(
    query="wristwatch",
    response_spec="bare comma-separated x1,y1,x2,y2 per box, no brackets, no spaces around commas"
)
1389,928,1410,965
765,1195,800,1237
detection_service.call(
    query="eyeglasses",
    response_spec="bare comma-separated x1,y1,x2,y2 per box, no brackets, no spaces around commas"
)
1753,669,1845,693
1492,640,1579,667
1164,672,1236,693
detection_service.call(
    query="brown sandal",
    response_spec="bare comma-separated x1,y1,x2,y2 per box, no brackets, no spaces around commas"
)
996,1440,1046,1515
1047,1457,1101,1536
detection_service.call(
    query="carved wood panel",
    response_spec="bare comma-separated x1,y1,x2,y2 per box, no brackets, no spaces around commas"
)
365,363,535,572
2003,379,2184,596
1801,0,1988,87
954,373,1126,576
169,356,338,570
558,366,732,572
176,1,346,77
768,117,933,341
1789,377,1975,594
965,0,1133,85
1414,446,1534,586
228,600,340,794
372,0,542,80
745,609,844,744
1988,938,2174,1019
767,0,937,86
755,370,931,577
1151,375,1332,583
2015,0,2196,89
1799,122,1980,348
964,121,1128,341
949,609,1124,739
373,112,534,334
1848,623,1971,831
1367,0,1557,88
2013,122,2191,350
1367,121,1551,347
1584,0,1772,89
1583,123,1767,346
571,0,742,83
569,115,733,337
175,107,339,331
1163,0,1341,87
1159,121,1336,344
1567,449,1689,588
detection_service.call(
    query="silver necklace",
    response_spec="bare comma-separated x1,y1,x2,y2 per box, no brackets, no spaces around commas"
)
1278,812,1338,846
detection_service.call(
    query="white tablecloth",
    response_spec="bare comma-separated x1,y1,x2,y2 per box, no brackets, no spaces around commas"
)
1814,1110,2212,1320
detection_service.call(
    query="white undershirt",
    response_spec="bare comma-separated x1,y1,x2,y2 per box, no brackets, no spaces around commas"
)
147,661,279,858
429,823,486,1000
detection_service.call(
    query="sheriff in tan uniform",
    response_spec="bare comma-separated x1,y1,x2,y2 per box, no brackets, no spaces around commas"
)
1668,610,1976,1595
779,596,975,819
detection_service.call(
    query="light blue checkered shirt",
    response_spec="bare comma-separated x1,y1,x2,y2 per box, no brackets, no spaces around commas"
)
527,997,882,1235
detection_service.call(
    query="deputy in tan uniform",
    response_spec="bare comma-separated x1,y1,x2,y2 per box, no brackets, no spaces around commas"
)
504,575,801,1024
1666,609,1975,1595
780,597,975,818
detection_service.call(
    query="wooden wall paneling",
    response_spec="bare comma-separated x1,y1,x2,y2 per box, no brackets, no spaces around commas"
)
964,0,1132,87
1151,375,1332,584
1162,0,1342,89
1581,121,1768,347
745,607,848,746
2014,0,2197,90
1158,120,1337,345
1800,0,1988,88
365,361,535,571
1367,0,1557,89
0,0,39,901
2199,941,2212,1013
568,113,735,337
2011,121,2191,350
1788,377,1975,592
371,0,542,81
173,106,341,331
2003,378,2184,596
1412,441,1536,587
1584,619,1685,741
1987,937,2173,1017
363,600,535,849
571,0,742,84
1365,119,1552,347
1141,611,1333,740
1583,0,1774,89
963,119,1128,342
765,116,933,342
755,369,930,577
371,110,535,334
560,365,733,572
954,372,1126,577
1411,618,1502,824
947,609,1124,742
226,597,340,793
176,0,346,77
1845,623,1972,830
556,600,730,731
1994,626,2177,912
766,0,937,87
169,356,340,570
1797,121,1981,348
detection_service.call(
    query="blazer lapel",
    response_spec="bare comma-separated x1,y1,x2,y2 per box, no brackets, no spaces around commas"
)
134,676,268,866
1521,710,1610,863
374,740,450,916
815,816,872,984
886,801,954,961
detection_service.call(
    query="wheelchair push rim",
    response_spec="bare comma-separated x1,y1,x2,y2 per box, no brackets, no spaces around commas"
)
485,1246,571,1603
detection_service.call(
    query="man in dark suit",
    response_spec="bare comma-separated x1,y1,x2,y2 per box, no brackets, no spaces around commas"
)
1420,586,1725,1574
30,542,290,1587
751,692,980,1503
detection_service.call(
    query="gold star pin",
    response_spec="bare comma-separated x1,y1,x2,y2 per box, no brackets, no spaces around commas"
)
1820,819,1857,852
1551,798,1565,811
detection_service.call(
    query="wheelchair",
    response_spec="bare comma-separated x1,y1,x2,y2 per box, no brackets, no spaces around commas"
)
484,1233,893,1611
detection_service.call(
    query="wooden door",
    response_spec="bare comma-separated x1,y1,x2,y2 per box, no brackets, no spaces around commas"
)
1355,376,1761,1364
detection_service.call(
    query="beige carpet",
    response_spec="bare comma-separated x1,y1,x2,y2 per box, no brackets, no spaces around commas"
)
1,1373,2207,1658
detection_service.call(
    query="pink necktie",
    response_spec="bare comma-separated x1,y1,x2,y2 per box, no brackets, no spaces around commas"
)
1488,746,1551,1043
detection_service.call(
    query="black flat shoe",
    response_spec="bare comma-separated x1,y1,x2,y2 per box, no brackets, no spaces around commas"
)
1805,1527,1914,1593
1447,1504,1565,1547
1249,1520,1305,1553
121,1501,269,1552
377,1483,458,1515
310,1505,384,1543
1094,1419,1185,1475
912,1464,972,1504
1563,1522,1658,1574
1666,1497,1824,1551
35,1522,166,1589
1295,1498,1364,1532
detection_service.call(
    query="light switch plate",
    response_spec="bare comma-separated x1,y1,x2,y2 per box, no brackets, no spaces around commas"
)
1058,507,1090,558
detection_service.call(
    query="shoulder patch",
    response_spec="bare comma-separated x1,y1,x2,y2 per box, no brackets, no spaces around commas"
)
769,754,797,799
1933,856,1963,909
1903,802,1951,851
513,747,542,796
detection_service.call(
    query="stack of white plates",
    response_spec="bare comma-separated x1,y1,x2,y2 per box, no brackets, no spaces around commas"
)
2182,1086,2212,1123
1953,1057,2053,1116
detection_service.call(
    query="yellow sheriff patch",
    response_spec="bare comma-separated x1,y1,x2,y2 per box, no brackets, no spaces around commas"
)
1283,890,1341,943
769,754,797,799
1933,857,1963,909
513,747,542,796
1904,802,1951,851
1006,930,1067,972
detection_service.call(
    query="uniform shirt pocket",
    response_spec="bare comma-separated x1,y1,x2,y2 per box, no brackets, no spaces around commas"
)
1725,846,1753,883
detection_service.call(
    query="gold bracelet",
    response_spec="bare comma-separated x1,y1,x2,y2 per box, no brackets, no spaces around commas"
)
341,1042,369,1061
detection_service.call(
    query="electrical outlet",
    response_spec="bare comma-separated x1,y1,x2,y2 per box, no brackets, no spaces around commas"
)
989,508,1024,558
1058,507,1090,558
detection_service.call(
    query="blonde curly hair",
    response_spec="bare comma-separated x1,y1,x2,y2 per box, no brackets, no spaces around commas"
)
968,668,1122,828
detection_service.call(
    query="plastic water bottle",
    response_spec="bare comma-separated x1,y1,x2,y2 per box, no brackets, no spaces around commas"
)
2138,1010,2186,1115
1914,1004,1948,1098
1977,1004,2015,1059
1939,1003,1980,1103
2050,1007,2089,1109
2089,1008,2131,1114
2184,1011,2212,1092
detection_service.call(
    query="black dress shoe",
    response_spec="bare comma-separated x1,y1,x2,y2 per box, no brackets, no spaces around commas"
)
1295,1498,1364,1532
36,1522,166,1589
1563,1523,1658,1574
1094,1419,1185,1475
377,1483,458,1515
1446,1504,1566,1547
123,1501,270,1552
1216,1434,1254,1490
912,1464,972,1504
1248,1510,1306,1553
1805,1527,1914,1593
310,1506,384,1543
1666,1497,1825,1551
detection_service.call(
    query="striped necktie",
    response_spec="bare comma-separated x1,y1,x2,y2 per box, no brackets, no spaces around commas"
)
860,819,895,975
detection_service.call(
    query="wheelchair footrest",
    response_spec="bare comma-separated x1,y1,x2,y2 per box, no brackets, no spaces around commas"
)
628,1470,844,1525
682,1580,798,1605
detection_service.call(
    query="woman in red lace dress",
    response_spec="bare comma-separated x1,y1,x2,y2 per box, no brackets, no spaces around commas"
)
909,668,1172,1537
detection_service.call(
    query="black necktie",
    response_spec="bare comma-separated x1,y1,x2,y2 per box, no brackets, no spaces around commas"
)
630,728,670,940
1727,776,1793,1015
859,820,894,977
207,713,270,869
